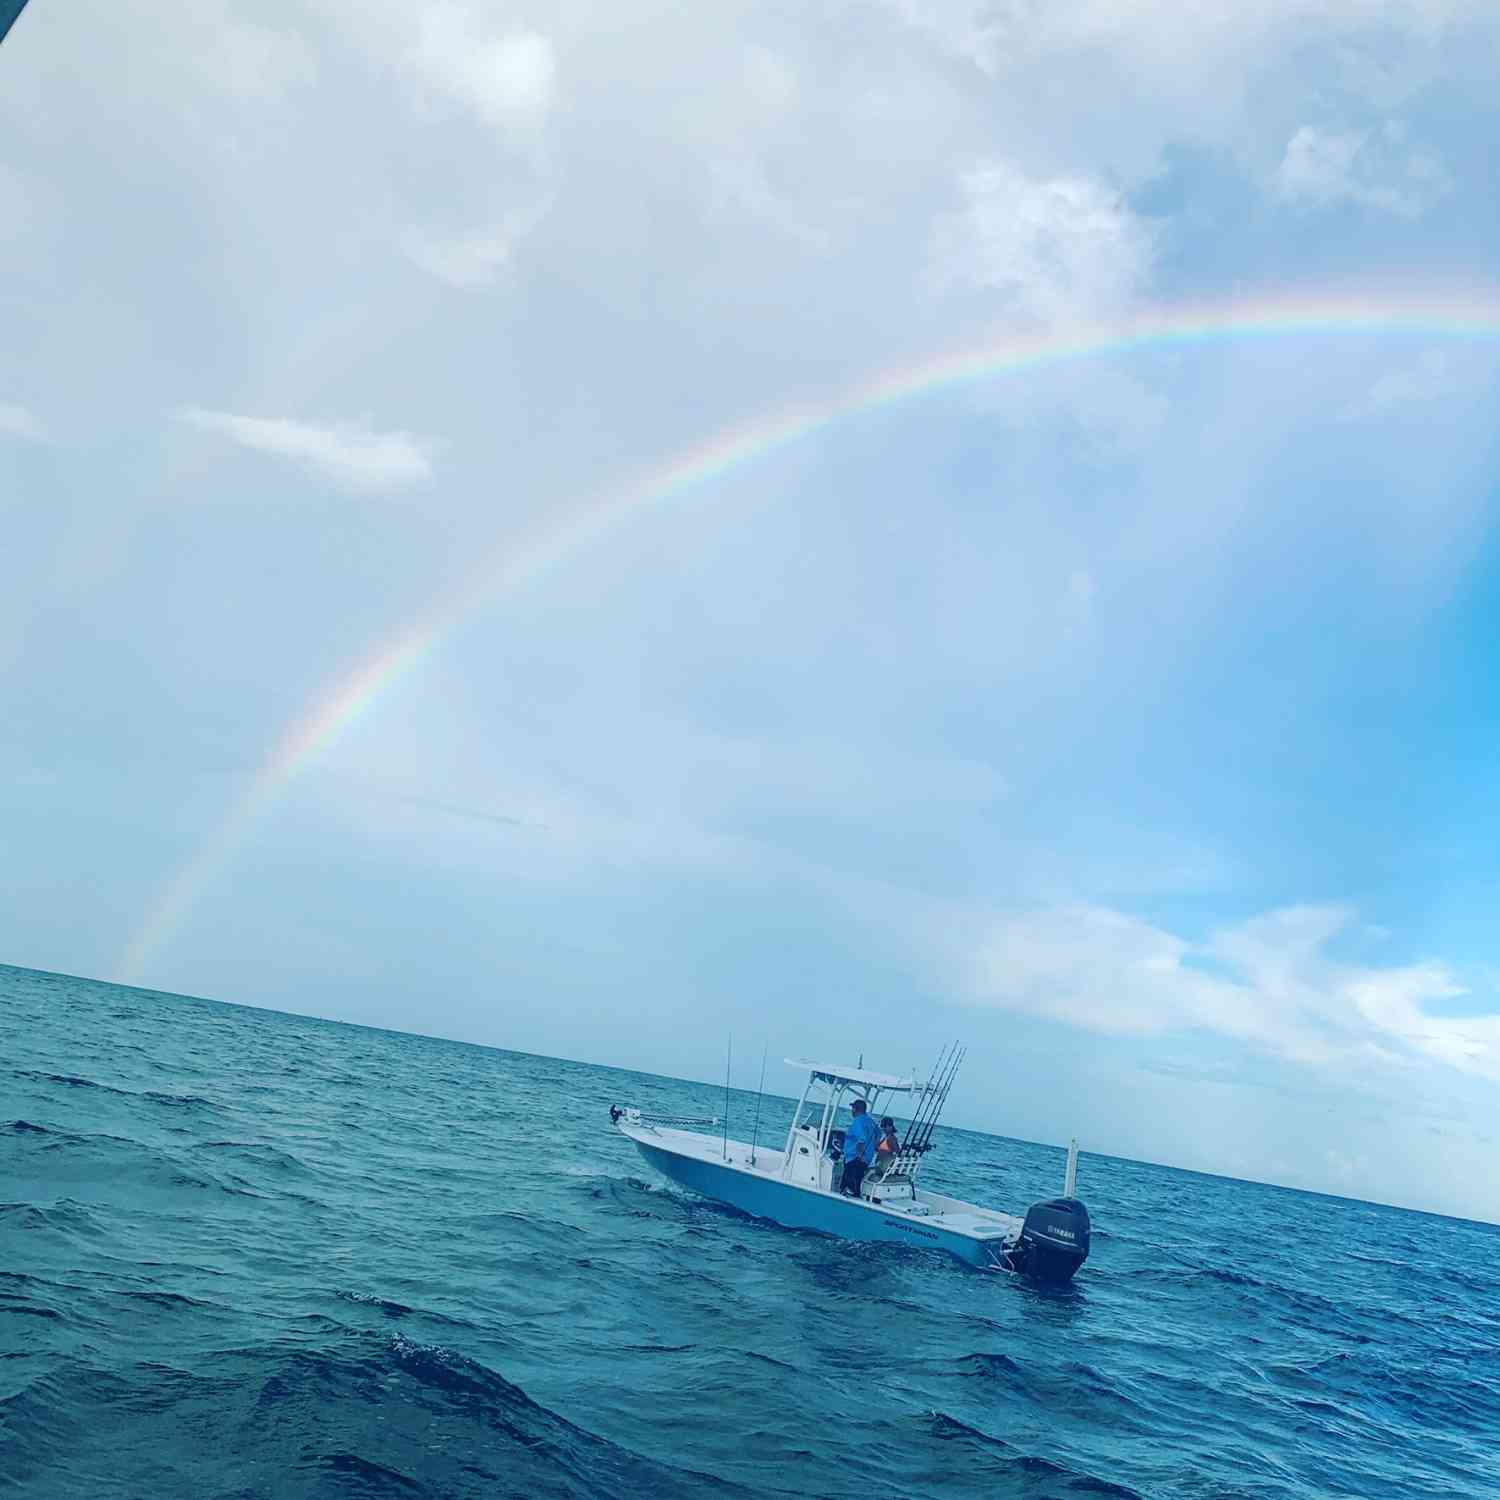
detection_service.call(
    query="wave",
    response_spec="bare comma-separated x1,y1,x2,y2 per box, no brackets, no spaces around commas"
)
1,1304,65,1324
336,1290,419,1319
17,1069,125,1093
1,1336,765,1497
196,1140,309,1171
115,1289,219,1312
954,1350,1026,1379
927,1411,1146,1498
303,1450,426,1494
1270,1350,1500,1437
8,1124,277,1204
741,1350,799,1374
15,1070,222,1115
0,1272,66,1320
141,1090,219,1110
0,1198,106,1237
332,1291,468,1330
15,1068,133,1104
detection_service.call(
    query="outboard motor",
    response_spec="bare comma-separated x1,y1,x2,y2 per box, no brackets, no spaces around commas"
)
1011,1197,1090,1283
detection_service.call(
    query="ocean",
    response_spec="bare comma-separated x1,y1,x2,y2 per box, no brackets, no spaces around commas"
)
3,963,1497,1499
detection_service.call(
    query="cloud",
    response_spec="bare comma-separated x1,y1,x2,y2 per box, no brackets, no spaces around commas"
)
930,158,1154,321
0,402,46,442
1274,122,1450,217
962,901,1499,1078
400,224,521,288
291,2,557,285
400,194,554,287
410,9,555,130
1340,349,1461,419
886,1,1487,83
174,408,436,491
209,11,317,103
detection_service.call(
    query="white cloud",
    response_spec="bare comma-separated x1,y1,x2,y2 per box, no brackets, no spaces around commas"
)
962,901,1500,1079
211,12,317,102
175,408,435,491
400,225,517,288
289,2,557,283
871,0,1493,204
400,193,554,287
879,0,1484,82
0,402,46,442
1274,121,1450,217
968,902,1284,1042
411,9,555,130
930,158,1154,322
1341,349,1460,419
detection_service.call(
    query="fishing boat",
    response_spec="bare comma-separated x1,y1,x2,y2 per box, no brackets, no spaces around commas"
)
610,1048,1090,1282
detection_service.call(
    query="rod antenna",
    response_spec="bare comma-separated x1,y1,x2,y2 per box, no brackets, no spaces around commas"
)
750,1043,768,1165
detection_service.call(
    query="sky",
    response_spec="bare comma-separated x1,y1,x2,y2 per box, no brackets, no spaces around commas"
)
3,0,1500,1222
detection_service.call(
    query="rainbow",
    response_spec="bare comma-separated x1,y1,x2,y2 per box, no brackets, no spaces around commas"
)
115,286,1500,983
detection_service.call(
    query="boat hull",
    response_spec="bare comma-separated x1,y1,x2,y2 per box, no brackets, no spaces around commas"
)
630,1134,1003,1269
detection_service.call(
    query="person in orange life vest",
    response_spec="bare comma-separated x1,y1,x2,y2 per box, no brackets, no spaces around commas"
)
876,1117,900,1167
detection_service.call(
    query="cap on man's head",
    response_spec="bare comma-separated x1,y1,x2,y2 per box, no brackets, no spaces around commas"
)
849,1097,867,1113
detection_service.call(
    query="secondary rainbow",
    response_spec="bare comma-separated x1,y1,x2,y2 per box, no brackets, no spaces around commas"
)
116,286,1500,983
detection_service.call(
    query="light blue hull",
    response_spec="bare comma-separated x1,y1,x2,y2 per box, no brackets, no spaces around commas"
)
631,1137,997,1268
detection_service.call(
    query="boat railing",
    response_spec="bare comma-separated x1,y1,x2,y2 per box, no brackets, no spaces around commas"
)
868,1150,921,1188
609,1105,722,1134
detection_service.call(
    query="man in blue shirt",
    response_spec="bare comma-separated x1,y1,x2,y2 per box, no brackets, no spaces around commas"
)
841,1097,880,1196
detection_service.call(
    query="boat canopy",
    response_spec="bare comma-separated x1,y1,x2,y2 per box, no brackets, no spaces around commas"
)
784,1058,918,1091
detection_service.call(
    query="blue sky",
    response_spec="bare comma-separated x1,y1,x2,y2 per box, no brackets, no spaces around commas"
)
3,0,1500,1220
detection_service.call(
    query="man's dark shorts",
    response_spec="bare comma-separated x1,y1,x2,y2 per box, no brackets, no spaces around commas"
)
843,1159,868,1196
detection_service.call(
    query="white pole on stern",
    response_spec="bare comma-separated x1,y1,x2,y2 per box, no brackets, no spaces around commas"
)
1064,1137,1079,1198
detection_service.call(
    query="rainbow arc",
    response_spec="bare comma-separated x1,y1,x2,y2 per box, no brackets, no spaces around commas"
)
115,287,1500,982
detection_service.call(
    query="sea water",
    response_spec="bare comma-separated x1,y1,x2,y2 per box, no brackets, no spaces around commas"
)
3,963,1497,1498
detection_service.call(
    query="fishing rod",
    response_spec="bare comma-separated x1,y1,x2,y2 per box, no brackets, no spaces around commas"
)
921,1045,966,1152
901,1042,950,1154
904,1043,948,1151
906,1043,965,1155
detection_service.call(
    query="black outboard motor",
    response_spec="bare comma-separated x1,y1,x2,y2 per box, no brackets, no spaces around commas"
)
1011,1197,1090,1283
